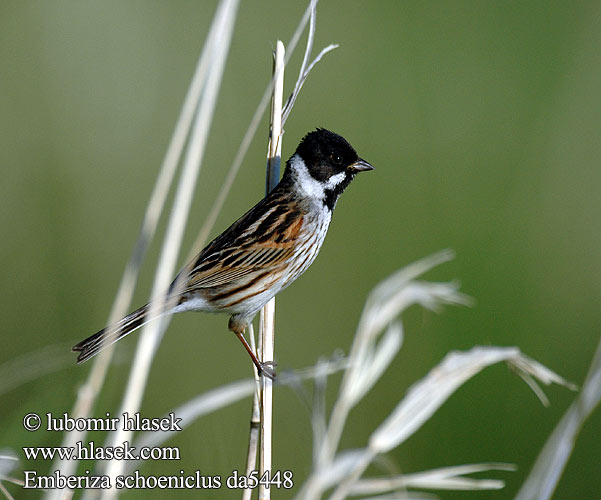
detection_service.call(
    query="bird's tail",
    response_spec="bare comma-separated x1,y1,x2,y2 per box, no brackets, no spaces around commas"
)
73,303,154,363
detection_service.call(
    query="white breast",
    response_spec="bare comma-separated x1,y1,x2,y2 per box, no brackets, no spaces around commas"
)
281,208,331,289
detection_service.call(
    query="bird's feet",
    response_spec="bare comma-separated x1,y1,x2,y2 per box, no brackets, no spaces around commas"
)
258,360,277,380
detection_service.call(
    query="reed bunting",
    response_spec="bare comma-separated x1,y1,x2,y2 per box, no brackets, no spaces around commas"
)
73,128,374,377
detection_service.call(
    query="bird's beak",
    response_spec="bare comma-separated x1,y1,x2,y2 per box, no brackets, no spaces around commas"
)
350,158,375,172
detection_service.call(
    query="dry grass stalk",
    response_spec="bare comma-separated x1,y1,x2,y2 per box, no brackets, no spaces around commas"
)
96,1,239,498
44,3,239,500
294,252,574,500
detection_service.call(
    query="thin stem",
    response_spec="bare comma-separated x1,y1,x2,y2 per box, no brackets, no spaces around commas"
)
258,40,285,500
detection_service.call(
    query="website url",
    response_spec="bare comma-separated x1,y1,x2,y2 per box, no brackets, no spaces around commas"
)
23,441,180,461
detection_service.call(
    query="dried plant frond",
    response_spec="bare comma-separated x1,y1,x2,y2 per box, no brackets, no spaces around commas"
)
345,280,469,408
0,454,18,480
0,452,22,499
354,494,439,500
318,346,572,500
369,347,573,454
317,251,471,476
313,449,366,492
294,253,576,500
98,2,239,495
514,335,601,500
123,356,348,474
282,0,338,125
344,250,472,407
0,343,73,396
45,3,240,498
348,321,404,406
351,463,516,495
510,355,578,406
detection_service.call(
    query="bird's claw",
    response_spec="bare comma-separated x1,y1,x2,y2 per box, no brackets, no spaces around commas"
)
259,361,277,380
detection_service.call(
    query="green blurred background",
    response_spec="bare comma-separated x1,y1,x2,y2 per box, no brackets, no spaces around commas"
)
1,1,600,498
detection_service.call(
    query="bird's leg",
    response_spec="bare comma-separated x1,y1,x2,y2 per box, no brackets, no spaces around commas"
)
234,332,275,380
234,331,277,379
229,317,276,379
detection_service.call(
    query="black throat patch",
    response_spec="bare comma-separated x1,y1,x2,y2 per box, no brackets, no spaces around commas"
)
323,172,354,211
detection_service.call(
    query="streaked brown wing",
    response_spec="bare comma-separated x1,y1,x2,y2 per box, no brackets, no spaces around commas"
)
184,245,295,290
179,195,306,293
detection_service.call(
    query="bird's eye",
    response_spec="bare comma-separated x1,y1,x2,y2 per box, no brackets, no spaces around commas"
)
331,153,343,165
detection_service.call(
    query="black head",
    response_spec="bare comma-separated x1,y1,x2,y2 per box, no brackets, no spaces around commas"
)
288,129,373,210
294,128,373,183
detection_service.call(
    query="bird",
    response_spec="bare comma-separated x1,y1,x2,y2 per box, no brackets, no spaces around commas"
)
73,128,374,378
